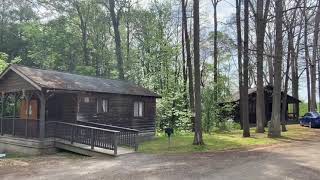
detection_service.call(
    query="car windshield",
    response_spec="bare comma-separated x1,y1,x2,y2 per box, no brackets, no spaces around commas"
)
311,112,320,117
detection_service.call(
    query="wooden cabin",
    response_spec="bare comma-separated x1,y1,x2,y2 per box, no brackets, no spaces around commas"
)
0,65,160,155
227,85,300,124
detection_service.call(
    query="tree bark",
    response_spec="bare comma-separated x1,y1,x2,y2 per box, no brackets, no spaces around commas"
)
109,0,125,80
255,0,270,133
281,31,293,132
182,0,195,129
243,0,250,137
304,0,311,111
268,0,283,138
236,0,243,129
181,10,188,109
212,0,218,102
193,0,204,145
310,0,320,112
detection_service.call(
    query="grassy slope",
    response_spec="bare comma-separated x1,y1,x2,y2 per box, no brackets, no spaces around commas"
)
139,125,316,154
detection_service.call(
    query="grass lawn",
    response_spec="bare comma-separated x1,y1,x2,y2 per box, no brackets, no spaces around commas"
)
138,124,317,154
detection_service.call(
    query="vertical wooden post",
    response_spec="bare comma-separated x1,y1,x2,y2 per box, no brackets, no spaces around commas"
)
134,133,139,152
71,125,74,144
1,92,4,136
114,133,118,156
39,92,46,140
90,128,94,150
25,97,30,138
12,94,17,136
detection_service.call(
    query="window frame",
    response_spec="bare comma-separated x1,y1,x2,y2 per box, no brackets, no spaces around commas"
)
134,101,144,118
97,98,109,113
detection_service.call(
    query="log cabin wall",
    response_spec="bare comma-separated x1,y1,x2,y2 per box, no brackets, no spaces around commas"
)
47,94,77,123
77,93,156,135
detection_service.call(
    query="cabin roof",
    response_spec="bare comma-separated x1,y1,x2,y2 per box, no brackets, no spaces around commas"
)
1,65,161,97
230,85,300,103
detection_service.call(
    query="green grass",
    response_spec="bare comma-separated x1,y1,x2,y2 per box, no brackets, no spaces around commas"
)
138,125,316,154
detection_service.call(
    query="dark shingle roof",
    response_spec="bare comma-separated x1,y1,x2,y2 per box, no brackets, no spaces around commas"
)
8,65,161,97
230,85,300,103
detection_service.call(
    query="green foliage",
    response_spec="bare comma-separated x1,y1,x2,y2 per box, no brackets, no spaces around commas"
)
157,90,192,132
0,53,9,73
0,52,22,74
75,66,96,76
202,73,234,132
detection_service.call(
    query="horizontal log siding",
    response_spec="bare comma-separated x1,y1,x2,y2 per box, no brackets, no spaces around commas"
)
77,93,156,135
0,70,36,92
47,94,77,123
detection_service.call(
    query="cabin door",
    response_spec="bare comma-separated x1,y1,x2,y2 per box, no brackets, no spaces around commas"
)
20,99,38,120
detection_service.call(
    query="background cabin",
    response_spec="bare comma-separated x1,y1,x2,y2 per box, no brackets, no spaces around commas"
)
226,85,300,124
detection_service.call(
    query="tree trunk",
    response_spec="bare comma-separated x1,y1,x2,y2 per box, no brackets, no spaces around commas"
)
242,0,250,137
255,0,270,133
267,30,274,85
74,2,90,66
291,1,303,122
236,0,243,129
281,31,293,132
268,0,283,138
109,0,125,80
304,0,311,111
182,0,195,130
181,12,188,109
213,0,218,102
310,0,320,112
193,0,204,145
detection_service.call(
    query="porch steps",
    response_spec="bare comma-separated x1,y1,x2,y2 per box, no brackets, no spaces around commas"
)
55,139,135,157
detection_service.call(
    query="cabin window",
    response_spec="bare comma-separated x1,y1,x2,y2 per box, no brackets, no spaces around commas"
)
134,101,144,117
102,99,108,112
97,99,108,113
83,97,90,103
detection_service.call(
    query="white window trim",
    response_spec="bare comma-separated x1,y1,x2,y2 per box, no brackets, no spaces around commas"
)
97,98,109,113
102,99,108,113
134,101,144,117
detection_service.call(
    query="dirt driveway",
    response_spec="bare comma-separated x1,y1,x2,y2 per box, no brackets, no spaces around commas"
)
1,132,320,180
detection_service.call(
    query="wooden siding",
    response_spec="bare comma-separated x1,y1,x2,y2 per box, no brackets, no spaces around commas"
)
47,94,77,123
77,93,156,134
0,70,36,92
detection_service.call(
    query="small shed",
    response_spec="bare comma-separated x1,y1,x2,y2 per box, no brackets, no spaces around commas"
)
227,85,300,124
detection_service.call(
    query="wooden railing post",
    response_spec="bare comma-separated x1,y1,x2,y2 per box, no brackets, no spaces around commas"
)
71,125,74,144
114,133,118,156
91,128,94,150
134,133,139,151
1,92,4,136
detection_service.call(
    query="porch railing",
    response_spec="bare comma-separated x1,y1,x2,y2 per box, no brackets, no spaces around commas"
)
46,121,120,155
76,120,139,151
0,117,40,138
